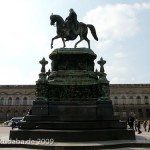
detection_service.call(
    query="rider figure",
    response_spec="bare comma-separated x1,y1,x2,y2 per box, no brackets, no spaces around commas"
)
65,8,78,35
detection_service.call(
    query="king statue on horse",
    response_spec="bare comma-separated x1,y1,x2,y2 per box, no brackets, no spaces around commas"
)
64,8,79,36
50,8,98,49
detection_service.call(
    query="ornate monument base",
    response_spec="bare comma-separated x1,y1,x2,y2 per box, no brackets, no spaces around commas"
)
10,48,135,141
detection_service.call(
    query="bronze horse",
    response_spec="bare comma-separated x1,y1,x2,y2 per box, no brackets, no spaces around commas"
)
50,14,98,49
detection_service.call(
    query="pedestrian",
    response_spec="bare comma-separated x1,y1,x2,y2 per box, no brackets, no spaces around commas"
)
11,121,17,130
27,108,32,115
143,120,147,131
147,120,150,132
134,119,138,131
127,115,134,129
137,120,142,134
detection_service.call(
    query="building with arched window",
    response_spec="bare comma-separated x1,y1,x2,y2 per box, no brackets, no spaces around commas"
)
111,84,150,120
0,85,35,121
0,84,150,121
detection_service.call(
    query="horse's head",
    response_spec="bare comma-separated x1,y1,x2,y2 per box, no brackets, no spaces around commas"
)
50,14,56,26
50,14,65,26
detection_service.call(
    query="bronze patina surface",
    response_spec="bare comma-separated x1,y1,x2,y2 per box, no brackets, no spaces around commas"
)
10,47,135,141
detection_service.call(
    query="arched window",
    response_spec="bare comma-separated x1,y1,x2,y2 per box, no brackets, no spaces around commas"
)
15,97,20,105
144,96,149,104
23,97,27,105
114,96,118,105
137,96,141,105
0,97,4,105
129,96,134,105
8,97,12,105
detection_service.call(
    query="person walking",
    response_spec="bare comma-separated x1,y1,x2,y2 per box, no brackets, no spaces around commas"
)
147,120,150,132
11,121,17,130
134,119,138,131
137,120,142,134
127,115,134,129
143,120,147,131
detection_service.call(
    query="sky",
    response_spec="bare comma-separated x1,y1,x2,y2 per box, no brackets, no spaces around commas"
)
0,0,150,85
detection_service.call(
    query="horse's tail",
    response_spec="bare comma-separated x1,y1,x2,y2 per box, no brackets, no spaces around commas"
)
87,24,98,41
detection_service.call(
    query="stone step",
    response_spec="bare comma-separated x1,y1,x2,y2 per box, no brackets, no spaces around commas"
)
10,129,135,141
18,120,126,129
24,115,119,121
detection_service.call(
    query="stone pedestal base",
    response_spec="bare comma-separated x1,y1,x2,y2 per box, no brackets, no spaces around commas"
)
9,48,135,142
9,100,135,141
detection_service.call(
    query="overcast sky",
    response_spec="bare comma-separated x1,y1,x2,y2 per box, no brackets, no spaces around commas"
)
0,0,150,85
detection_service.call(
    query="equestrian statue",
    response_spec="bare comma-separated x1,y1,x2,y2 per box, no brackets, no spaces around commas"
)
50,8,98,49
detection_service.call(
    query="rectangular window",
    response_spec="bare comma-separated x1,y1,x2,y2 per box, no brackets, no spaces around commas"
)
138,109,143,117
0,99,4,105
114,112,119,116
114,99,118,105
122,112,126,117
146,109,150,118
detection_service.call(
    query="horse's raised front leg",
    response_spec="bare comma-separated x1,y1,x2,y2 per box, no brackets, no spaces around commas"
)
51,35,60,49
62,38,66,48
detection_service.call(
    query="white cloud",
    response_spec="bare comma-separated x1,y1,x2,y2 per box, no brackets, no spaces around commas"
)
0,0,48,56
106,65,127,74
96,39,113,50
114,52,126,58
82,2,150,49
133,2,150,10
0,1,150,85
109,77,127,84
104,65,128,83
81,2,150,84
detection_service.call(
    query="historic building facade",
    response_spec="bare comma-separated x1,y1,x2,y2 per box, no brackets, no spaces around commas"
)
0,85,36,121
110,84,150,121
0,84,150,121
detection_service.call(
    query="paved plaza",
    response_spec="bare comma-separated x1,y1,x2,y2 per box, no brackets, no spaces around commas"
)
1,126,150,149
